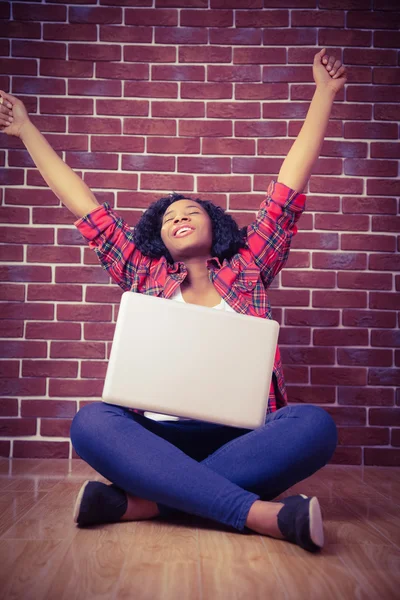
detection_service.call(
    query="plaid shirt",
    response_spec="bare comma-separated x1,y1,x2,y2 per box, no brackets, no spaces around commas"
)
75,179,306,420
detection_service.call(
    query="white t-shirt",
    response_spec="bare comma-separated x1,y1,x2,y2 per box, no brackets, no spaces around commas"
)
144,285,235,422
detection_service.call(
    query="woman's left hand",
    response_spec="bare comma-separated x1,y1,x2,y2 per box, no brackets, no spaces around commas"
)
313,48,347,94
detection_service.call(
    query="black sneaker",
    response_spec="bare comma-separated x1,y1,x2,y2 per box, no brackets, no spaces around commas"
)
277,494,324,553
73,480,128,527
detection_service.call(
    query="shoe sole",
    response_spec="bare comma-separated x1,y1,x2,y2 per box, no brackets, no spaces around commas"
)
73,479,91,524
307,495,324,549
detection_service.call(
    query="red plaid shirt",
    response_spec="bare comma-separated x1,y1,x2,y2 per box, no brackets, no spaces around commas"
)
75,180,306,419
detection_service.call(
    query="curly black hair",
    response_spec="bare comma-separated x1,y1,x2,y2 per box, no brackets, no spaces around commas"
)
132,193,248,265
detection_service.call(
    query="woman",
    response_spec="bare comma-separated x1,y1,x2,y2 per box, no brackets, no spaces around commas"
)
0,48,346,553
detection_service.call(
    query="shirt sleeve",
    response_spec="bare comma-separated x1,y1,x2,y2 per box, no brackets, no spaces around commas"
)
74,202,144,291
246,180,306,289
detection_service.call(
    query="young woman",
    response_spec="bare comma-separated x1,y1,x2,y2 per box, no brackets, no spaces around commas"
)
0,49,346,553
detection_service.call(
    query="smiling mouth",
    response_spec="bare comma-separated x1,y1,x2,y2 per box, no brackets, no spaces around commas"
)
174,229,195,239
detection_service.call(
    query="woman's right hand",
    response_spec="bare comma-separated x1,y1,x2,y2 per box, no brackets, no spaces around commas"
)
0,90,31,138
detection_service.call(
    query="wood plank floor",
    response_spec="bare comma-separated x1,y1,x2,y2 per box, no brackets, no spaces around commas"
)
0,458,399,600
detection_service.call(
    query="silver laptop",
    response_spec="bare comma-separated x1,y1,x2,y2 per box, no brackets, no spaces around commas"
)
102,292,279,429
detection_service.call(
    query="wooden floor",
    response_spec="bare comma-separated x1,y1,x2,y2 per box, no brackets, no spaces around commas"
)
0,459,399,600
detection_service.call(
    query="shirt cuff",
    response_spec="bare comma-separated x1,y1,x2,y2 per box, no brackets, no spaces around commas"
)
267,180,306,212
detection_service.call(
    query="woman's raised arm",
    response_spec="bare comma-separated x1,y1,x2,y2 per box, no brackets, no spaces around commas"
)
0,91,100,219
277,48,347,195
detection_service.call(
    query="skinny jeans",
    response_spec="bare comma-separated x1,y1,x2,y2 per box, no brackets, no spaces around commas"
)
70,402,338,532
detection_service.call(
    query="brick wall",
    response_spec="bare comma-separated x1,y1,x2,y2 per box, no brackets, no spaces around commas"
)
0,0,399,465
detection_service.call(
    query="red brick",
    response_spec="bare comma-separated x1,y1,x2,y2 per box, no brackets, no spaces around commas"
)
234,47,286,65
208,102,260,119
0,206,29,224
282,365,308,383
58,228,95,246
0,320,23,337
40,59,93,78
268,289,309,307
286,385,335,404
264,101,309,119
0,265,51,283
81,361,108,379
41,98,93,116
22,360,78,378
84,323,115,341
279,327,310,346
0,399,18,417
0,58,36,76
285,309,339,327
343,309,396,329
50,342,105,360
0,284,24,302
178,157,230,174
26,322,81,341
371,142,400,159
235,121,286,137
179,120,232,137
347,10,400,30
371,330,400,348
309,177,363,195
49,379,103,397
91,136,145,153
370,292,400,311
370,255,400,272
69,79,121,97
13,77,65,95
179,46,231,64
372,214,400,233
210,27,262,45
236,83,288,101
21,399,77,418
296,9,346,26
347,157,399,177
85,285,123,304
161,0,207,5
314,328,368,346
69,117,121,134
364,449,400,467
316,214,369,231
121,155,174,172
181,8,232,26
13,2,66,20
14,441,69,459
0,20,40,39
43,23,97,41
312,252,367,271
338,387,394,407
338,348,392,367
140,173,194,192
345,122,398,140
0,418,36,436
147,137,200,155
0,362,19,378
40,418,72,437
69,44,120,61
330,446,361,465
27,284,82,302
327,404,367,426
83,172,138,191
152,101,204,118
0,341,47,359
236,9,288,27
371,408,400,427
337,272,392,290
125,81,177,98
126,8,178,26
197,176,251,193
343,196,396,215
42,134,88,151
0,246,23,261
152,65,205,81
70,6,122,23
392,429,400,446
0,169,24,185
345,48,397,66
375,104,400,121
281,347,335,366
319,28,371,47
368,368,400,386
338,427,389,446
369,180,400,197
155,27,207,45
312,367,367,386
0,227,54,245
96,62,150,80
209,65,260,83
57,304,112,323
12,41,66,60
1,301,54,321
281,271,335,289
54,266,109,285
65,152,118,170
261,66,314,83
123,118,176,136
1,378,46,396
124,45,176,63
341,234,395,252
374,30,400,48
100,24,151,43
232,157,281,174
313,291,367,308
348,86,400,104
203,138,255,156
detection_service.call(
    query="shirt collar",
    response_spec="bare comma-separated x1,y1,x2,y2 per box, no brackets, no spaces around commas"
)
167,256,223,273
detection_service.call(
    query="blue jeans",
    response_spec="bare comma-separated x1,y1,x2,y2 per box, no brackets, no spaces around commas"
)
70,402,337,532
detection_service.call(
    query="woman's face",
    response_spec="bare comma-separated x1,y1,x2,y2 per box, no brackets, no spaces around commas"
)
160,199,213,263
